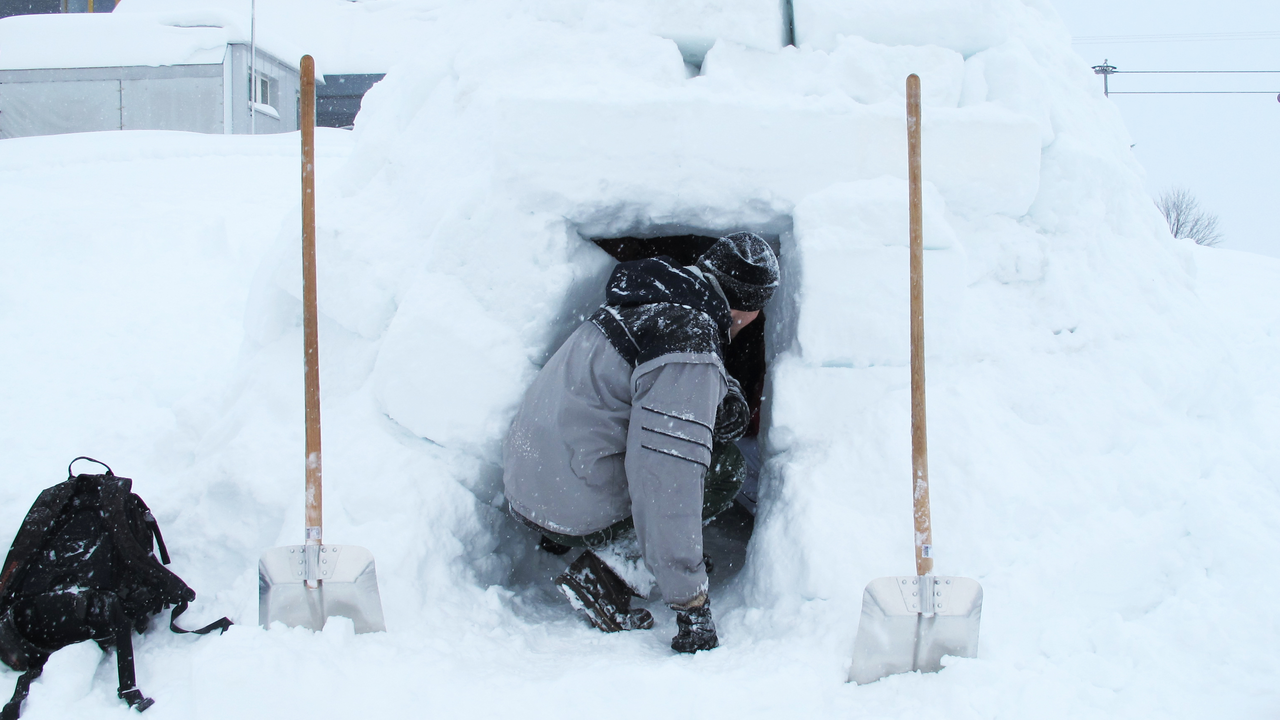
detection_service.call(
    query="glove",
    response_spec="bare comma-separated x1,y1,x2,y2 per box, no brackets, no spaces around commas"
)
713,374,750,442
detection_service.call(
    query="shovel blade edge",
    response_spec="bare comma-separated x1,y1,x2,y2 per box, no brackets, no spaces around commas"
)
259,545,386,633
848,575,982,685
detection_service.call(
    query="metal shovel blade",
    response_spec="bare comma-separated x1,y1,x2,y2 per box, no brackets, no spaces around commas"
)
259,544,386,633
848,575,982,685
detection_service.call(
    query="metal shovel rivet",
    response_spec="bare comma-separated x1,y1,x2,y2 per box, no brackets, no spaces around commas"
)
946,579,951,584
912,591,917,596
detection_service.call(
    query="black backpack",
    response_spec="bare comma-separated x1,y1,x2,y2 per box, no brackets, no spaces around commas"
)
0,458,231,719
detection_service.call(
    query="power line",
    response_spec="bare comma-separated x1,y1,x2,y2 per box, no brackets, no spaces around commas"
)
1074,31,1280,44
1090,61,1280,99
1108,91,1280,95
1115,70,1280,75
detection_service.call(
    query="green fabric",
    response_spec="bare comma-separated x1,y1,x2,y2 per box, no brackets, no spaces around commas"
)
536,441,747,549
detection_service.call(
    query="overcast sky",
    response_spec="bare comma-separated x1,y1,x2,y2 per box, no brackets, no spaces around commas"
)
1050,0,1279,257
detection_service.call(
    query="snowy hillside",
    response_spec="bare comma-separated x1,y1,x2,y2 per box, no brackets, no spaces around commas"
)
2,0,1280,717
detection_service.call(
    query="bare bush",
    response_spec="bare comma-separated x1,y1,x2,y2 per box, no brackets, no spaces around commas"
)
1156,187,1224,247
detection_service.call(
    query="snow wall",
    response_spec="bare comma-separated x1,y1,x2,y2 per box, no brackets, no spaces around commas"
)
2,0,1278,717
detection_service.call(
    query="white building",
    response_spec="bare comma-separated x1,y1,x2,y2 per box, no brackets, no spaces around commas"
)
0,11,304,138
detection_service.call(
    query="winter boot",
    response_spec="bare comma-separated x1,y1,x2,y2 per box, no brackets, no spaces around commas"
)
538,535,573,556
670,594,718,653
555,551,654,633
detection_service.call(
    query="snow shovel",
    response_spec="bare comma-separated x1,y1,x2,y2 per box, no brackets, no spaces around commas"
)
848,74,982,685
258,55,386,634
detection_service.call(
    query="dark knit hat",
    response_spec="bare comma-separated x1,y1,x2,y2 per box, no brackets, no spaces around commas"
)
696,232,779,311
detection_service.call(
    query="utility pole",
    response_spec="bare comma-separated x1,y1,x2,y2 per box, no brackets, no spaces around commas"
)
250,0,257,134
1092,60,1117,97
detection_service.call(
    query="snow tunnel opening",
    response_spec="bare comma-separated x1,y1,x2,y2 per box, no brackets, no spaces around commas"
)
493,221,794,626
590,233,776,589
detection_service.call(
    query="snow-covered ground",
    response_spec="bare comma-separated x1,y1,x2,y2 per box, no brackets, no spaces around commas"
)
2,1,1280,717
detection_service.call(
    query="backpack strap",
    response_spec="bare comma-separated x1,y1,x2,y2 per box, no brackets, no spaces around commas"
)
168,601,232,635
139,508,170,566
147,515,170,566
93,592,154,713
1,665,43,720
0,608,50,720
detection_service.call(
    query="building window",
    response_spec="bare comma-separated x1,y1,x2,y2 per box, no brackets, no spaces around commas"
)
251,72,273,107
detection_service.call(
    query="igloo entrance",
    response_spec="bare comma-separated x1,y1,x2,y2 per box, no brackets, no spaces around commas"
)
499,228,785,624
589,233,780,584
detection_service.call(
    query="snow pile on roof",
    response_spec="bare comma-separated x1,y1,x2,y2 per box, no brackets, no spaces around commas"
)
2,0,1279,717
0,11,298,71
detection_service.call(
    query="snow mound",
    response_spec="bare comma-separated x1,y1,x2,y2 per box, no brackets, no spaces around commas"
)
2,0,1280,718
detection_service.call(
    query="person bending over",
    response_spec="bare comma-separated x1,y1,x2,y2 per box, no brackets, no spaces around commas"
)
503,232,778,653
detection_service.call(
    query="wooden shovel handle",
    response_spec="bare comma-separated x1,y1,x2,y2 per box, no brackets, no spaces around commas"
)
907,74,933,576
301,55,322,545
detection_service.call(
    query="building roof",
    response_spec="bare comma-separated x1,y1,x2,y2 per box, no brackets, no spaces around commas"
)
0,11,301,71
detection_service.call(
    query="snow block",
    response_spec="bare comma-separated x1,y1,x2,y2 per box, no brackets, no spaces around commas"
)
926,104,1043,218
491,95,1040,220
964,40,1056,148
793,0,1019,57
372,272,531,453
751,359,913,604
529,0,786,55
790,179,965,369
701,37,966,109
